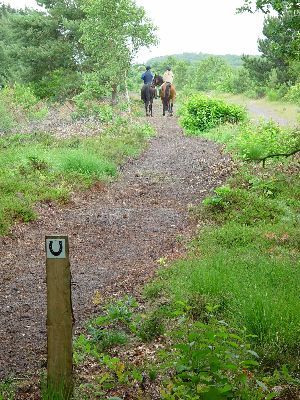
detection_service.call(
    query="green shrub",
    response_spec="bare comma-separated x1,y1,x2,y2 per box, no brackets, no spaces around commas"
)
244,86,267,99
33,68,83,101
72,93,113,122
266,86,288,102
235,121,300,160
0,84,48,131
201,120,300,162
284,82,300,105
161,321,266,400
136,312,164,342
227,67,254,94
87,327,128,351
0,101,15,131
178,94,247,133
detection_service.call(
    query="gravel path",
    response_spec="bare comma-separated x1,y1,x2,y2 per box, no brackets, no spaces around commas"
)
246,101,292,126
0,101,232,379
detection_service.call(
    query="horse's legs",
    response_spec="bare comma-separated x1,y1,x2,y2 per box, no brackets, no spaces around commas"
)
145,101,149,116
163,100,168,116
149,102,153,117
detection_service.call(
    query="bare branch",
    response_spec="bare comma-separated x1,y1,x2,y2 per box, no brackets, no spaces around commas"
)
246,148,300,167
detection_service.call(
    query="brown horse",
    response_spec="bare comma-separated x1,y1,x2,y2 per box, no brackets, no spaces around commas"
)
161,83,176,116
153,75,176,116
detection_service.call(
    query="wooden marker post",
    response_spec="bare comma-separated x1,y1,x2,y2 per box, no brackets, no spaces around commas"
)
45,235,73,398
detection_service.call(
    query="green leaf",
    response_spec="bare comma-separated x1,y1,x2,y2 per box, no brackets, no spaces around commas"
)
265,393,278,400
242,359,259,367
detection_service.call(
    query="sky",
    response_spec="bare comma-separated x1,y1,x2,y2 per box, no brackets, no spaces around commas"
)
3,0,265,63
134,0,265,62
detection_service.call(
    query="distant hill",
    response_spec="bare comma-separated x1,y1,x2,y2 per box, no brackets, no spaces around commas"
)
147,52,244,68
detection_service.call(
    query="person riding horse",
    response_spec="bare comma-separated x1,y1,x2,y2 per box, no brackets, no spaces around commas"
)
141,66,156,116
158,67,176,116
141,65,154,96
163,66,174,86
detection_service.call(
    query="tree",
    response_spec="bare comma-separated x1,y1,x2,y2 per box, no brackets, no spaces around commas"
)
192,57,233,92
239,0,300,88
9,10,77,83
80,0,157,103
0,0,84,97
173,60,190,90
36,0,85,63
242,55,272,85
238,0,299,14
258,11,300,84
0,5,16,85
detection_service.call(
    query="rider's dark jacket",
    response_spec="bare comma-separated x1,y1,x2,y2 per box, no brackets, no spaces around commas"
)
141,70,154,84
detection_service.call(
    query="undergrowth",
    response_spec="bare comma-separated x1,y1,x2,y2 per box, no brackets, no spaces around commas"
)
0,118,154,235
0,84,48,131
200,120,300,162
64,153,299,399
64,110,300,399
65,153,300,400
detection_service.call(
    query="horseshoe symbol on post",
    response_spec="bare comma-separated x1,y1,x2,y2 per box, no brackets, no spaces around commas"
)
49,240,63,257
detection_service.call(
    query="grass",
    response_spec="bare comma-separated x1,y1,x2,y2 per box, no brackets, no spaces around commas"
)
68,117,300,398
173,104,300,369
68,150,299,399
0,118,155,235
0,379,16,400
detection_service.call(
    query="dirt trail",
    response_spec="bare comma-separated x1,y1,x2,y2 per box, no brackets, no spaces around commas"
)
0,101,232,379
246,101,292,126
223,94,299,127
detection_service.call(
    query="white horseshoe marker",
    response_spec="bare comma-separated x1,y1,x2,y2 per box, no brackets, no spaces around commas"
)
46,238,66,259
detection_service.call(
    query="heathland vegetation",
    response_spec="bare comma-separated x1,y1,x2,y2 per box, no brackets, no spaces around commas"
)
0,0,299,399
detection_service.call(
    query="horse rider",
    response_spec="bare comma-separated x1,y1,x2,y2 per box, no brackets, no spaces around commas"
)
163,66,174,85
141,65,154,99
158,66,174,97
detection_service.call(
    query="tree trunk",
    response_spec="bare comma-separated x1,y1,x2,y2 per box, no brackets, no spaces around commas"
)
124,72,132,118
111,84,117,106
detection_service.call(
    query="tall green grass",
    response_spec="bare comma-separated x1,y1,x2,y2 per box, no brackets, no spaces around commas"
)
163,217,300,366
0,119,155,235
165,105,300,369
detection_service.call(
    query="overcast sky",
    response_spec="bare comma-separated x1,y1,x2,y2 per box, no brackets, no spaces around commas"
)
4,0,265,62
134,0,265,62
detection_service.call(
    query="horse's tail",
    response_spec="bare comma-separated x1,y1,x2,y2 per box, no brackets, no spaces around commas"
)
142,84,151,103
163,83,171,106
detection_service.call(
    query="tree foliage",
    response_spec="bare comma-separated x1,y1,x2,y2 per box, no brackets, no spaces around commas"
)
79,0,157,101
239,0,300,98
10,10,76,82
258,12,300,83
238,0,299,14
0,5,22,85
0,0,157,101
